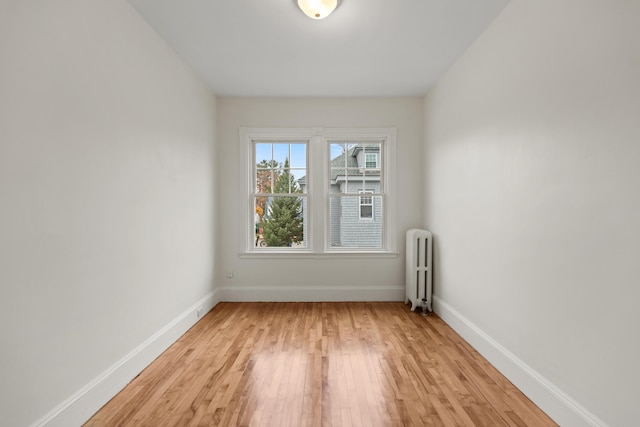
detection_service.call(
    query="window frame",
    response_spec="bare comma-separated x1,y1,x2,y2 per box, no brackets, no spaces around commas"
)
365,153,378,169
253,141,308,249
239,127,397,257
358,190,374,220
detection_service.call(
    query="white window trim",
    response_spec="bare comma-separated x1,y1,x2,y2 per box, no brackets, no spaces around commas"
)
365,153,379,169
239,127,397,257
358,190,374,220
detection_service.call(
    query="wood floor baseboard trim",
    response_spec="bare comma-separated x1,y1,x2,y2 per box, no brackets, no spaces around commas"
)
217,284,405,302
31,290,221,427
433,295,607,427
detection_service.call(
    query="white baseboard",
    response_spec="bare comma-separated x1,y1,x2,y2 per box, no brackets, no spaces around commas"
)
217,285,405,302
32,290,222,427
433,295,607,427
36,290,597,426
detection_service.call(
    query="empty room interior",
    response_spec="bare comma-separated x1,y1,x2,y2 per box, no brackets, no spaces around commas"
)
1,0,639,426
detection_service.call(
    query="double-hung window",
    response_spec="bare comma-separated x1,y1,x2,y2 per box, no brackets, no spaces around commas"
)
253,141,308,248
359,190,374,220
365,153,378,169
240,127,396,255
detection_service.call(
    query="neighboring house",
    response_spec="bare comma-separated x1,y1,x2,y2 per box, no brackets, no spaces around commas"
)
300,144,382,248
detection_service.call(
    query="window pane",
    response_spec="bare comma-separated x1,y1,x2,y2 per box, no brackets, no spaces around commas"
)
360,144,381,174
362,142,382,154
255,169,274,194
273,168,303,194
273,144,290,165
256,143,275,194
329,143,359,171
329,141,383,195
327,140,385,249
293,168,307,193
359,190,373,219
290,144,306,168
251,139,310,251
254,196,307,248
343,168,364,193
329,195,382,248
365,153,377,168
255,142,307,195
330,143,347,167
360,205,373,218
255,143,273,165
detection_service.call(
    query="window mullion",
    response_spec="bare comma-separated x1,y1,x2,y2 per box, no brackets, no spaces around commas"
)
310,133,324,252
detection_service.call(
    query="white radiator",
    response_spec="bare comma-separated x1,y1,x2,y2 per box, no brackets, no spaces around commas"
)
405,229,433,312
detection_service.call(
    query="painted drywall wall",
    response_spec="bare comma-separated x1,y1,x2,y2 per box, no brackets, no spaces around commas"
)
423,1,640,425
0,1,216,425
216,98,423,300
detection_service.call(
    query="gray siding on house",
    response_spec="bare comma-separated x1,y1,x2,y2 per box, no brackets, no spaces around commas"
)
329,195,342,247
299,143,383,248
329,181,382,248
334,196,382,248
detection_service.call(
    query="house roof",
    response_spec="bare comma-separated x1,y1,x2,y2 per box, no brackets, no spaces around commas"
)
298,146,380,186
330,147,359,180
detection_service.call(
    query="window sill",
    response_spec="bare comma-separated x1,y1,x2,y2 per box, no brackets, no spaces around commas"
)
238,251,399,260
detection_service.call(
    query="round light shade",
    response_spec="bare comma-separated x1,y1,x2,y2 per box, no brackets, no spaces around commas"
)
297,0,339,20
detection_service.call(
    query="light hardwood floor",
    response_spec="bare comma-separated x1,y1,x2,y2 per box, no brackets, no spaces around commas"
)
85,302,557,426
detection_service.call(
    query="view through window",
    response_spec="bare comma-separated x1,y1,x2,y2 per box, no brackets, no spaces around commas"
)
242,128,396,254
328,143,383,248
253,142,307,248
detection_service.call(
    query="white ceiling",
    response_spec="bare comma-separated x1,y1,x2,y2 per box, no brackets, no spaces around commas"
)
129,0,509,97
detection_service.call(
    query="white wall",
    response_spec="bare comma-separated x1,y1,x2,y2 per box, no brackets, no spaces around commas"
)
423,1,640,425
0,1,217,425
216,97,423,301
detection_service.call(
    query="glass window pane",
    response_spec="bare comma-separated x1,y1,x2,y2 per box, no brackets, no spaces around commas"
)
255,142,308,196
359,190,373,219
362,142,382,152
273,144,290,165
343,168,364,193
256,143,276,194
273,169,303,194
328,195,383,248
330,143,367,193
252,141,308,249
365,153,377,168
330,143,346,167
292,168,307,193
255,169,273,194
290,144,306,168
255,143,273,165
254,196,307,248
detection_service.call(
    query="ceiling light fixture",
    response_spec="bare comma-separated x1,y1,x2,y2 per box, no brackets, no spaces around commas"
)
296,0,341,20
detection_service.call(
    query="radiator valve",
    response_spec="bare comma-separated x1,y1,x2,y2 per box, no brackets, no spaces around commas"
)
421,298,429,317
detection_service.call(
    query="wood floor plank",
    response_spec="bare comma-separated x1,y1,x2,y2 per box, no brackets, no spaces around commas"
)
85,302,557,427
